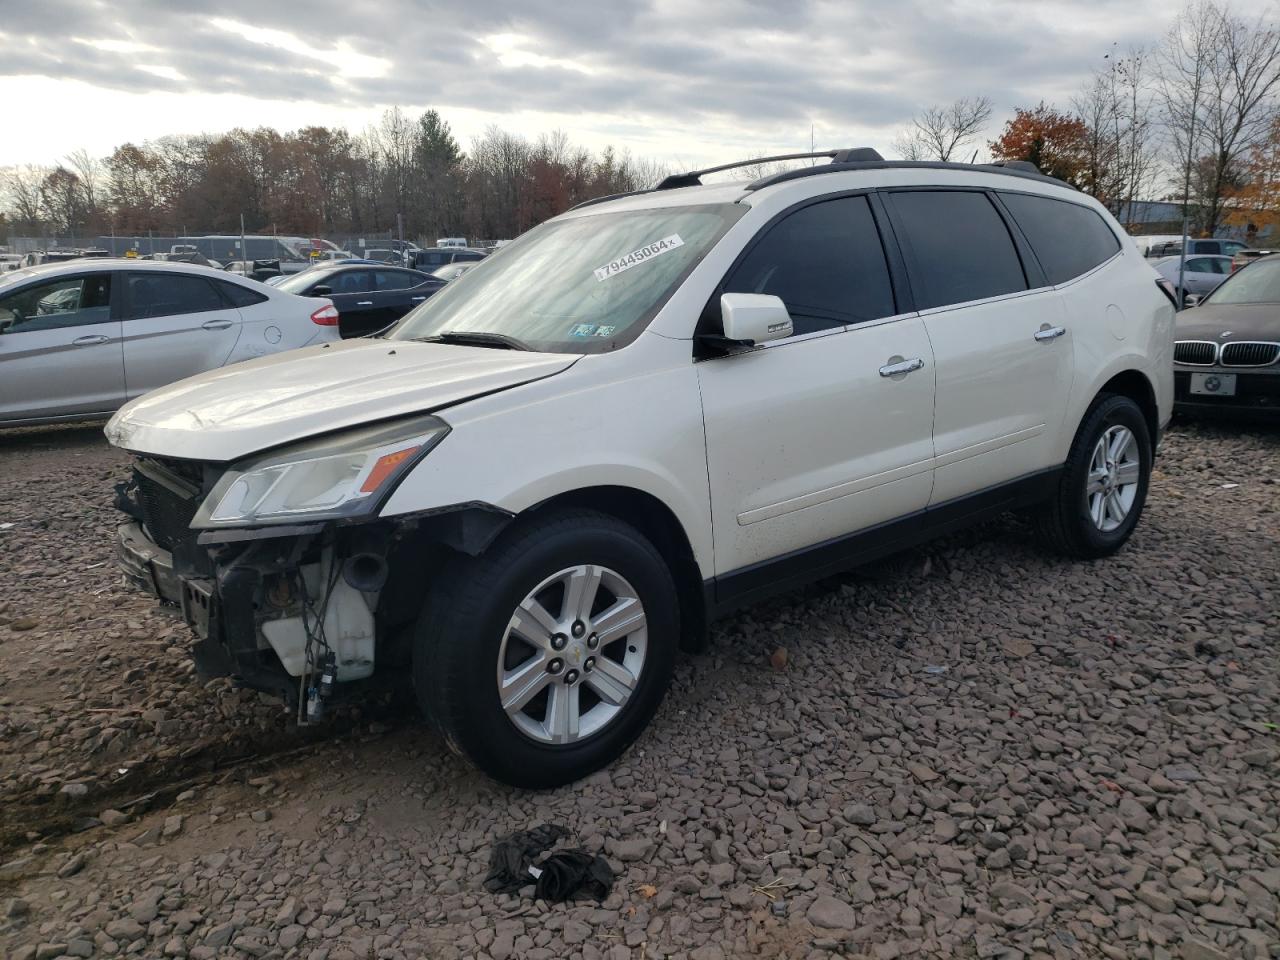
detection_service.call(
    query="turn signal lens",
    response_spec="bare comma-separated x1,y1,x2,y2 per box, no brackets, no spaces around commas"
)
359,446,420,494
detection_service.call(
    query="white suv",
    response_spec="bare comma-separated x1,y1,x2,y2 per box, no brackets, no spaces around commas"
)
107,149,1174,787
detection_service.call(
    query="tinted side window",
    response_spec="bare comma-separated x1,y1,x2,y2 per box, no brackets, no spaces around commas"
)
327,270,372,294
998,192,1122,286
723,195,895,335
0,274,112,334
1186,258,1213,273
127,273,224,319
375,270,419,291
216,280,268,307
888,191,1027,309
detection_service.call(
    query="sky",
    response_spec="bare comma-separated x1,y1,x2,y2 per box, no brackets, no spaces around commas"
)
0,0,1172,172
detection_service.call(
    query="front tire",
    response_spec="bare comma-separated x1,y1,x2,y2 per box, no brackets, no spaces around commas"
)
1035,394,1152,559
414,509,679,788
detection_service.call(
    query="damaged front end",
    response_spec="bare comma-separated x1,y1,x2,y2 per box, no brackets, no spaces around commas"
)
111,416,509,717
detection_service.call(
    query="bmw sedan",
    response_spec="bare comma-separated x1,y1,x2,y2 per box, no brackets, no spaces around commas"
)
1173,255,1280,418
274,264,443,338
0,260,339,426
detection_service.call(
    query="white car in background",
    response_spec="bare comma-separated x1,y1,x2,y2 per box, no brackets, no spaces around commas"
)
0,260,339,426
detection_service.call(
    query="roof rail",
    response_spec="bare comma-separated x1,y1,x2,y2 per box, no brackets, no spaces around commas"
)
654,148,885,190
746,159,1068,191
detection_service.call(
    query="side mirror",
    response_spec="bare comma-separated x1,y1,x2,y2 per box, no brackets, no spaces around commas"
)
1183,293,1201,308
720,293,793,345
312,284,332,296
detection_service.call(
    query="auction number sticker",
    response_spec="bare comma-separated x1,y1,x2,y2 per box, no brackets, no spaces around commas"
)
594,234,684,282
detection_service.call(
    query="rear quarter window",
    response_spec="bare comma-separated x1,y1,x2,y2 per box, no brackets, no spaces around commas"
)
999,192,1122,285
216,280,269,307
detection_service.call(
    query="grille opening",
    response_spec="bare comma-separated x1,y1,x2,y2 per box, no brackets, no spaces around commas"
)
1221,341,1280,367
1174,341,1217,365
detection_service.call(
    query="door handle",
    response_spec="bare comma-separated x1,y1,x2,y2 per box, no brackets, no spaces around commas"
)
356,301,373,306
202,319,234,331
879,357,925,378
72,334,110,346
1034,325,1067,342
410,296,426,301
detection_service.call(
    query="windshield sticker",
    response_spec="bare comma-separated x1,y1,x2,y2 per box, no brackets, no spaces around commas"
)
592,325,616,337
568,323,598,337
593,234,685,282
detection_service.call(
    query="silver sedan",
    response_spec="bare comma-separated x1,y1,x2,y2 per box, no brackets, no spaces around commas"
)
0,259,340,426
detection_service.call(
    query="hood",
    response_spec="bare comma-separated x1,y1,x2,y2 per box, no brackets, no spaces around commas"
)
1176,303,1280,342
106,338,578,461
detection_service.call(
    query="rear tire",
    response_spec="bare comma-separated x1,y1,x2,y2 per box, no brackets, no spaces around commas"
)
413,509,679,788
1035,394,1152,559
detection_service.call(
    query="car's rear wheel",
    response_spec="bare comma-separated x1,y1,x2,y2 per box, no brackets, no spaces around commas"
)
1035,394,1152,559
413,509,678,788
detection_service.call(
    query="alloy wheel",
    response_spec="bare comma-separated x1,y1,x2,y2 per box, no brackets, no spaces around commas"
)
496,564,648,744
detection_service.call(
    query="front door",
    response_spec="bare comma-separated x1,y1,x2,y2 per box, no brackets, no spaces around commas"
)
697,194,936,598
121,270,243,399
0,271,124,422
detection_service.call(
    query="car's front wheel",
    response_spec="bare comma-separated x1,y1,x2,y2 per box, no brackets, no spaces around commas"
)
1035,393,1152,559
413,509,679,788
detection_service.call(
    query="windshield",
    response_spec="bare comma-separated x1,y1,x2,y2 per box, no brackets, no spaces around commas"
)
1208,256,1280,304
275,269,333,294
389,204,744,352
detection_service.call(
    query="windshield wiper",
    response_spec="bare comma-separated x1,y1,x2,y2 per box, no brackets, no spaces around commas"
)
418,330,531,351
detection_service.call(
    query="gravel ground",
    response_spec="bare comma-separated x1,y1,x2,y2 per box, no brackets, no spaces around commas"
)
0,418,1277,960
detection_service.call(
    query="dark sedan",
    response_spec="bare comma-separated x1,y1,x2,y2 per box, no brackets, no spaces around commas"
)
275,264,442,338
1173,255,1280,419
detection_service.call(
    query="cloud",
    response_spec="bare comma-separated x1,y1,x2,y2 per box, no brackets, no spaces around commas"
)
0,0,1170,162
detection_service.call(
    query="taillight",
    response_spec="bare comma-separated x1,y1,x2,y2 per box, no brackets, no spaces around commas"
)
1155,278,1179,307
310,303,340,326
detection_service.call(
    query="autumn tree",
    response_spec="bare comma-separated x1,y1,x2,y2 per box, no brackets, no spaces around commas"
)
1224,115,1280,236
989,103,1091,186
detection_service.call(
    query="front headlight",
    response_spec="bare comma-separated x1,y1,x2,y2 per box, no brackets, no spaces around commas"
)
192,415,449,528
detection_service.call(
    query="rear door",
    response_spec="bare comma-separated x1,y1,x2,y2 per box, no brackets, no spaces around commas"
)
371,270,437,333
884,189,1072,505
1183,257,1220,295
322,269,377,338
121,270,242,399
0,271,124,421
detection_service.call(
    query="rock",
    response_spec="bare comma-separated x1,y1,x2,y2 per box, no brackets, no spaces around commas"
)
807,896,859,930
1136,884,1175,914
203,922,236,948
990,882,1034,905
1181,939,1230,960
562,920,591,944
843,804,876,825
104,918,145,941
162,814,183,838
59,782,89,800
99,809,130,827
250,809,271,823
605,837,653,862
57,852,87,877
1069,825,1102,851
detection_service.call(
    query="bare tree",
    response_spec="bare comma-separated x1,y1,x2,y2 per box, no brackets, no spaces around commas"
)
3,164,49,229
1073,46,1159,217
1158,2,1280,234
66,148,103,214
893,96,993,161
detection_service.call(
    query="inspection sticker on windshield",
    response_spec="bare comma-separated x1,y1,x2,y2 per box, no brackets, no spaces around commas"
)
594,234,684,282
